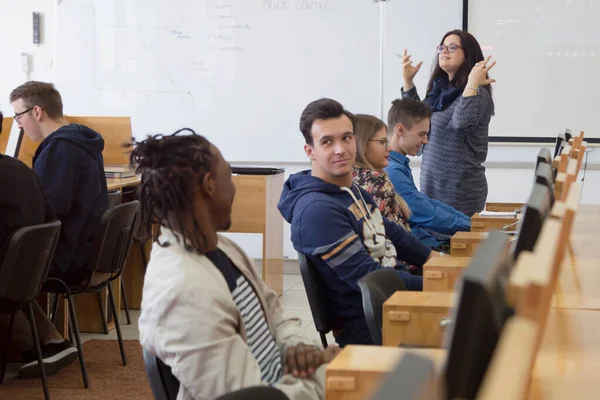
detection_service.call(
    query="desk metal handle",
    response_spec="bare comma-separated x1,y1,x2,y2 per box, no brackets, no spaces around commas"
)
440,318,452,329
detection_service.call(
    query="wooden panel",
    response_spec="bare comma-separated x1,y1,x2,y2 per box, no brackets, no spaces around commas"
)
423,256,470,292
478,317,539,400
261,173,284,295
17,116,132,167
228,175,267,233
450,231,488,257
485,202,524,212
0,118,12,154
325,345,446,400
382,292,455,347
470,213,521,233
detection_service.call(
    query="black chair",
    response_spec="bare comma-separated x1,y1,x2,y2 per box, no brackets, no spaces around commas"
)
0,221,61,400
297,252,333,348
106,190,132,326
43,201,140,388
143,349,180,400
216,387,289,399
142,349,289,400
357,269,406,345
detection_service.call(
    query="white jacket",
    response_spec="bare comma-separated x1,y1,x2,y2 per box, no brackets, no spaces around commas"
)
138,229,325,400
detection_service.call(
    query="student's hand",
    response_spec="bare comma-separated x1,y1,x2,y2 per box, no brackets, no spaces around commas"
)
401,48,422,89
284,343,322,378
283,343,341,378
466,55,497,90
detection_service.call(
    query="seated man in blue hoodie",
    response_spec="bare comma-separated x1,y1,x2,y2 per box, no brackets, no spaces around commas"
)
385,98,470,239
10,81,108,284
278,98,432,347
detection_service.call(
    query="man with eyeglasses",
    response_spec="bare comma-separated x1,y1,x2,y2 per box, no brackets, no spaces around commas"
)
0,110,79,378
278,98,431,347
10,81,108,286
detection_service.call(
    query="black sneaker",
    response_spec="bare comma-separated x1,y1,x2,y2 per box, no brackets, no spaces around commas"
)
19,340,78,379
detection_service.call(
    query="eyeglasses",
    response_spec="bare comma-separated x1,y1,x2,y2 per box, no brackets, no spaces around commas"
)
436,43,463,54
368,138,389,148
14,107,34,123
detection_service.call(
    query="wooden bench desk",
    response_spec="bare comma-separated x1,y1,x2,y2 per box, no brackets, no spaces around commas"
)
470,213,521,232
326,345,446,400
485,202,523,212
382,292,455,347
450,231,488,257
423,256,470,292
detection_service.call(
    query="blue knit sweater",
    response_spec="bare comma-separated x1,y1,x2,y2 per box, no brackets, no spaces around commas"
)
402,86,494,217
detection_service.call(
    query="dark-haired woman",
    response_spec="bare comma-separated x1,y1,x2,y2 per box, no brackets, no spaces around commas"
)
401,29,496,218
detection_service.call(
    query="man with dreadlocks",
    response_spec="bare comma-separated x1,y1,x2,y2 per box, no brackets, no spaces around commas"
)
135,129,337,400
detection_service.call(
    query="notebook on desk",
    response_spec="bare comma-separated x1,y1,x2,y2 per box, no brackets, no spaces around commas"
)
231,166,285,175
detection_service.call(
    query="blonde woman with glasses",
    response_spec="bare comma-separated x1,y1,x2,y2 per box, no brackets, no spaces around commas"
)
352,114,442,267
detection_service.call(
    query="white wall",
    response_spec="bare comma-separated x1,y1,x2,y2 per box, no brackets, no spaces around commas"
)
0,0,55,153
2,2,599,261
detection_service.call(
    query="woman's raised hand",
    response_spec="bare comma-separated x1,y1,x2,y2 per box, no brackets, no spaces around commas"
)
467,55,497,89
401,48,422,90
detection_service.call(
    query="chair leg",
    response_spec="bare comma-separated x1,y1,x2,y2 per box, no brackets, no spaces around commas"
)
26,303,51,400
120,279,132,325
319,332,328,349
0,313,16,384
65,292,89,388
138,240,148,270
96,293,109,334
50,294,59,325
107,282,127,365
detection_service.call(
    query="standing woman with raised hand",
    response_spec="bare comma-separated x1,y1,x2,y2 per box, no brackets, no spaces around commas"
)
401,29,496,217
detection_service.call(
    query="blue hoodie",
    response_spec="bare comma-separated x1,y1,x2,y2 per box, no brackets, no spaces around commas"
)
278,171,430,337
33,124,108,283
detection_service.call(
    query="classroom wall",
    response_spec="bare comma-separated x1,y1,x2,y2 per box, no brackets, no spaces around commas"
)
3,2,599,261
0,0,55,153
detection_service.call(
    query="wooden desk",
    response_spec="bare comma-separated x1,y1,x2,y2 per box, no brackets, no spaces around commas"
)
471,213,521,232
326,345,446,400
529,310,600,400
382,292,455,347
450,231,488,257
423,256,470,292
485,202,523,212
227,173,285,295
328,205,600,400
106,176,141,191
0,118,12,154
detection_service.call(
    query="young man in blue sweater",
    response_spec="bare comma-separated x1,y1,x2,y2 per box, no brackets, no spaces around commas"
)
11,82,108,284
278,98,432,347
385,98,471,238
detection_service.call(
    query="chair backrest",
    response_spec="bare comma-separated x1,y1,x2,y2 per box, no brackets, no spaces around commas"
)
86,201,140,277
0,221,61,303
297,252,333,338
357,269,406,345
142,349,180,400
107,190,122,209
216,387,289,400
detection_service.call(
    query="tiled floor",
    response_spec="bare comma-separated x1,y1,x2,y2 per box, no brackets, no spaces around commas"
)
82,260,335,346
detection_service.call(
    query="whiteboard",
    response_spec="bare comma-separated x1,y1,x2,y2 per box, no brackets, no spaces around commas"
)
382,0,463,119
55,0,381,162
469,0,600,139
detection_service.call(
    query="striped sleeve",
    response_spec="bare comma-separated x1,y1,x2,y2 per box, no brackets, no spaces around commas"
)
297,201,385,291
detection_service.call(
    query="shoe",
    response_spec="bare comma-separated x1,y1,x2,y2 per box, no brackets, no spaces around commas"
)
19,340,78,379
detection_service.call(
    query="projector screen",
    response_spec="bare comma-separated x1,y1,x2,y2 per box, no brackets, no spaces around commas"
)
469,0,600,141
